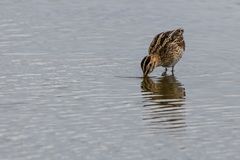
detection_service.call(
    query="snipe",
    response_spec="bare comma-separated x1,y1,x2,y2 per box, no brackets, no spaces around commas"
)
141,28,185,76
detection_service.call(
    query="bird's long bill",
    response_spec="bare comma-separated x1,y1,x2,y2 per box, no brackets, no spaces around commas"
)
141,55,155,77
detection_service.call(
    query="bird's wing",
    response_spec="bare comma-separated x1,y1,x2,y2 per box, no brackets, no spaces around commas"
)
148,29,185,55
148,31,173,55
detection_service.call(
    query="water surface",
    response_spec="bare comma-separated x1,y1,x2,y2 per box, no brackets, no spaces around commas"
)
0,0,240,159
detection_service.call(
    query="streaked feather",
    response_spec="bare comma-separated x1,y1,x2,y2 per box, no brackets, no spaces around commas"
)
141,28,185,76
148,29,184,55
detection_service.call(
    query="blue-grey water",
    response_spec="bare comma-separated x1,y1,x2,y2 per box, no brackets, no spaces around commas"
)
0,0,240,159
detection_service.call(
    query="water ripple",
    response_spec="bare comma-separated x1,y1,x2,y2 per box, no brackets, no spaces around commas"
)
141,75,186,134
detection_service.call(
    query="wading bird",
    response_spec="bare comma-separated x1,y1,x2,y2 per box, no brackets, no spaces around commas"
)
141,28,185,76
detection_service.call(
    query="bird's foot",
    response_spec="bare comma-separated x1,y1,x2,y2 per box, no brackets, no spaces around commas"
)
161,68,168,76
161,71,167,76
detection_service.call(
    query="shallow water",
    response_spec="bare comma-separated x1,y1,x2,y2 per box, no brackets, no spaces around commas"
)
0,0,240,159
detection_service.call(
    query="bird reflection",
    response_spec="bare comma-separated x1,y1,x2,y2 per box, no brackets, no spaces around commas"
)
141,75,186,133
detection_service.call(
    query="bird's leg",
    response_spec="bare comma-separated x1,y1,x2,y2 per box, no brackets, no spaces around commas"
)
162,68,167,76
171,66,175,75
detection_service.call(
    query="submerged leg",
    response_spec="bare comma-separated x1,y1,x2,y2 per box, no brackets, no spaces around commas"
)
161,68,167,76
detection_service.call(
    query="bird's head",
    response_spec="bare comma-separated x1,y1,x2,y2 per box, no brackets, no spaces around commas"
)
141,54,160,77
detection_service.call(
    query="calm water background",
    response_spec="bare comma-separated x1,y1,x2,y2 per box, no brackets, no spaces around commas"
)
0,0,240,159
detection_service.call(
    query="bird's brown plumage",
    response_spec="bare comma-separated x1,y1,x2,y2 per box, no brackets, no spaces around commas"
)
141,28,185,76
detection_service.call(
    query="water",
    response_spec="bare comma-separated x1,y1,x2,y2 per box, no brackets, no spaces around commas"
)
0,0,240,159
